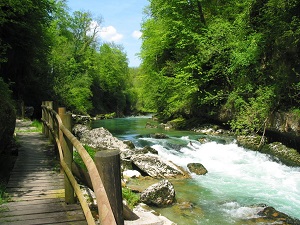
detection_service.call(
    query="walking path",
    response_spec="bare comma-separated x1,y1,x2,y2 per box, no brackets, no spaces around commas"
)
0,132,87,225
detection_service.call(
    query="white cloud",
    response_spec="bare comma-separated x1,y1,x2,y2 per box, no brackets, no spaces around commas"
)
87,20,101,37
88,21,123,42
100,26,123,42
132,30,142,39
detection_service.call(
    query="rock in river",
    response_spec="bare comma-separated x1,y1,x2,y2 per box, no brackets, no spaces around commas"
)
131,153,188,178
187,163,208,175
140,179,175,207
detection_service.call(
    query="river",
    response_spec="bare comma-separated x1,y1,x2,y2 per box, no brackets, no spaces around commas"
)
92,116,300,225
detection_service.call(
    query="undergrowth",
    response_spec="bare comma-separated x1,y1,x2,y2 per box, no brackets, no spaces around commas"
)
0,183,6,205
30,119,43,132
73,145,96,171
122,187,140,209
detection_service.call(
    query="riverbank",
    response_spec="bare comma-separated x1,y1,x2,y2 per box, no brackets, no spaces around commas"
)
89,116,300,224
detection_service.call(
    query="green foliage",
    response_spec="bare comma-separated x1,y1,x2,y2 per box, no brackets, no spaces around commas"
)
73,145,96,171
140,0,300,131
122,187,140,209
91,43,130,116
0,183,7,205
49,5,133,116
30,120,43,133
0,0,55,111
229,86,276,134
291,108,300,117
0,78,16,153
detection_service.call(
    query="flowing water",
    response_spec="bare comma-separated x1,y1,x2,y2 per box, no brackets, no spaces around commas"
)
92,116,300,225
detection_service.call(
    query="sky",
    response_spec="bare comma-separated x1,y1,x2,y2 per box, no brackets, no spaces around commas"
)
66,0,149,67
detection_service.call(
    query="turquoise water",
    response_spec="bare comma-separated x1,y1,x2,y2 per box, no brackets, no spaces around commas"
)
92,116,300,224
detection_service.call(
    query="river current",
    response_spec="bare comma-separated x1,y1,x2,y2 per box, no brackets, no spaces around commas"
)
92,116,300,225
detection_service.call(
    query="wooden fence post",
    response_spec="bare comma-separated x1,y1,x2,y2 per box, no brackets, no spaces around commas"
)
42,101,45,135
95,150,124,225
61,112,75,204
58,107,66,173
44,101,50,138
48,101,54,143
21,100,25,119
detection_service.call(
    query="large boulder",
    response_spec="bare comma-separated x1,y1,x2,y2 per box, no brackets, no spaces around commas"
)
257,206,300,225
73,124,130,151
134,146,158,155
72,114,92,125
121,146,159,160
236,134,265,151
187,163,208,175
140,179,175,207
72,124,90,139
261,142,300,167
267,112,300,135
131,153,188,178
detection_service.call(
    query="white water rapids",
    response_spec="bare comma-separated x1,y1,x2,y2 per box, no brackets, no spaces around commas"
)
93,117,300,224
141,136,300,223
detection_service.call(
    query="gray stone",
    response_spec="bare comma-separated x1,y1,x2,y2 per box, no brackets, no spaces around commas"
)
73,124,130,151
187,163,208,175
140,180,175,207
131,154,187,178
150,133,169,139
72,114,92,125
135,146,158,155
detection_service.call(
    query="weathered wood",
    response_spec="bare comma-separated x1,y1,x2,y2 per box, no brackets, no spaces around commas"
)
58,107,66,172
42,101,45,134
44,101,50,137
59,124,116,225
48,101,54,142
0,210,86,225
95,150,124,225
0,133,87,225
72,161,139,221
42,103,117,225
61,112,75,204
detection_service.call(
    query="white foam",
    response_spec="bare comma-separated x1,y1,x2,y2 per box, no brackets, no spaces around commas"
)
149,137,300,219
222,202,264,219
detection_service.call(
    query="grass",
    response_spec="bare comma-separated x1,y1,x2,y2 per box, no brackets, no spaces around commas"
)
15,119,43,133
73,145,97,171
30,119,43,132
122,187,140,209
0,183,8,205
73,145,140,209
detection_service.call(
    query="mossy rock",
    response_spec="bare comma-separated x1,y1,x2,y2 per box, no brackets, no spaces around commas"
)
261,142,300,167
187,163,208,175
236,135,264,151
167,118,186,130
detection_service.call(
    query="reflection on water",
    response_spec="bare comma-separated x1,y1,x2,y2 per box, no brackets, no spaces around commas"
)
92,117,300,225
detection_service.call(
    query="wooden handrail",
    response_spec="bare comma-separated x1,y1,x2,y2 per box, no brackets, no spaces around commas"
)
41,102,117,225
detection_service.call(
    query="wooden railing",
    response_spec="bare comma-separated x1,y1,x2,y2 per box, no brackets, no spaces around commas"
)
41,101,121,225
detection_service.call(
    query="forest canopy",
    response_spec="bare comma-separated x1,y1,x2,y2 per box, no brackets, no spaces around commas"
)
0,0,299,134
139,0,300,133
0,0,133,117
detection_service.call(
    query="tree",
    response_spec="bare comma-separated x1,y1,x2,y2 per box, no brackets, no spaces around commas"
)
0,0,54,115
49,7,99,114
140,0,300,132
91,43,130,116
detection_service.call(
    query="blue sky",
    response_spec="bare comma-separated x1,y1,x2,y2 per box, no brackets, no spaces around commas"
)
67,0,149,67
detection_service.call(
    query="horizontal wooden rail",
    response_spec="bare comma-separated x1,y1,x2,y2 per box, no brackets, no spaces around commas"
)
41,101,117,225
